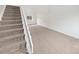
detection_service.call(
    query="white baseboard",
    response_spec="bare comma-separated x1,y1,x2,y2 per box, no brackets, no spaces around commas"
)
38,24,79,39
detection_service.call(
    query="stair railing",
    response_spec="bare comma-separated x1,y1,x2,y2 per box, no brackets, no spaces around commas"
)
20,6,33,54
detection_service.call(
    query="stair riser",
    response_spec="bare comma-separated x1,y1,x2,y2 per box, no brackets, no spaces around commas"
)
4,11,20,13
0,25,23,31
3,12,20,15
5,8,20,10
6,6,19,9
3,12,20,14
0,20,22,25
5,10,20,12
3,14,21,16
0,29,24,38
2,17,21,20
3,14,21,17
6,7,19,9
5,10,20,13
5,8,20,11
5,9,20,11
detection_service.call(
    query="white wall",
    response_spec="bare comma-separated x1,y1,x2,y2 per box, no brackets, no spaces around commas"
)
37,5,79,39
0,5,5,20
21,5,37,25
20,5,50,25
20,5,79,39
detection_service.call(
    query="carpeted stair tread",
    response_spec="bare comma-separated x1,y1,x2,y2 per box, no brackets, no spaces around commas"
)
0,24,23,31
0,20,22,25
0,28,24,38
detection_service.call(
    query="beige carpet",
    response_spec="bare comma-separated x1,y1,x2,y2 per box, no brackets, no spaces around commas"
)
0,5,26,54
29,25,79,54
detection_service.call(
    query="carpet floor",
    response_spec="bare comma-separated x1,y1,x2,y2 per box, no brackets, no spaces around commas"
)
29,25,79,54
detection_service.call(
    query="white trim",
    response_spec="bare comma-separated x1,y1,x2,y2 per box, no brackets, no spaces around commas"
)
0,5,6,21
20,6,33,54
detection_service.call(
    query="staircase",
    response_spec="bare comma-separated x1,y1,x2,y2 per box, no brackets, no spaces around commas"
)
0,5,27,53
